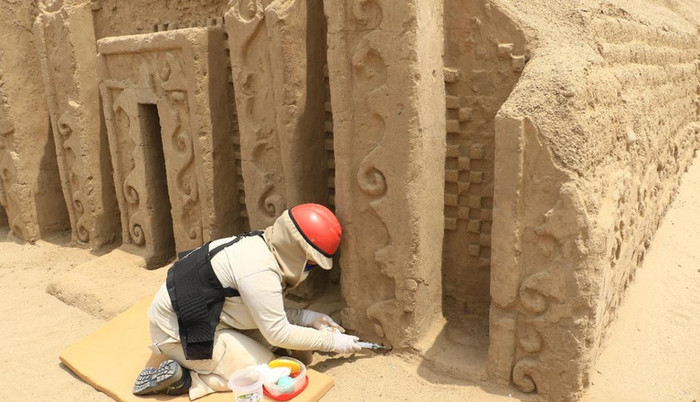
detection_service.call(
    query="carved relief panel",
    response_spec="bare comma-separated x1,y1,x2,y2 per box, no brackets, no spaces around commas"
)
325,0,445,347
98,28,240,266
225,0,330,230
34,1,120,249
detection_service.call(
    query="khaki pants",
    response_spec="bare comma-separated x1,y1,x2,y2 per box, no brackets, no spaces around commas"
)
151,326,274,400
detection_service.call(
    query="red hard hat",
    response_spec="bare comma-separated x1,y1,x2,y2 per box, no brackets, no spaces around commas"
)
288,203,342,257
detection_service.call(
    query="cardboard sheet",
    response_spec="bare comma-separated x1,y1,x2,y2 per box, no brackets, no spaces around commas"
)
60,297,334,402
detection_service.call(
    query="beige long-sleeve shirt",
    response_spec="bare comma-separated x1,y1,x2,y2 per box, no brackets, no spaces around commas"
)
148,234,334,352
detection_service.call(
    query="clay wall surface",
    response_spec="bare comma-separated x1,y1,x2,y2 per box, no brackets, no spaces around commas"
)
34,1,121,249
225,0,329,230
442,0,527,318
97,27,240,266
0,0,69,241
489,0,700,399
325,0,446,347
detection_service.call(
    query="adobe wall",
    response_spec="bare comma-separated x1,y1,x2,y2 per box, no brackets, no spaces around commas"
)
0,1,69,241
489,0,700,399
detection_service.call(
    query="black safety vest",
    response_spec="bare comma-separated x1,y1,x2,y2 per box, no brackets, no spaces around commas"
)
166,231,264,360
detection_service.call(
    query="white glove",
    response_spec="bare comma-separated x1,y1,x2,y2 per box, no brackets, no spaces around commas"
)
331,332,361,354
300,309,345,333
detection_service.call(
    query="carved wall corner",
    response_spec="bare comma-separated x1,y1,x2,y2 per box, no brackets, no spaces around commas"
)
490,116,592,398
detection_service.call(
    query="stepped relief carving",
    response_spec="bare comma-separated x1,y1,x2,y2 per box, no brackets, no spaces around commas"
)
225,1,287,229
442,0,528,315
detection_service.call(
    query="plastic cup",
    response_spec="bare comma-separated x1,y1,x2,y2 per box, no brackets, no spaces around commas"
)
228,367,263,402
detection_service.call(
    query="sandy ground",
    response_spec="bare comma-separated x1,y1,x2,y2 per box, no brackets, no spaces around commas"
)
1,158,700,402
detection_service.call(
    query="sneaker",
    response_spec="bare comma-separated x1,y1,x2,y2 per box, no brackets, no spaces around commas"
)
132,359,191,395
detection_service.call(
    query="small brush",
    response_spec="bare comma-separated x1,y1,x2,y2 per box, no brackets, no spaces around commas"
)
357,341,392,351
321,326,393,351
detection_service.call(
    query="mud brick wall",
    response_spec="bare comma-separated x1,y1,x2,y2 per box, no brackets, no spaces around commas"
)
0,1,69,241
442,0,527,317
586,8,700,349
489,1,700,399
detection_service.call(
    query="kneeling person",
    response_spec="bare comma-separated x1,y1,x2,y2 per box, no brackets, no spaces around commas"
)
134,204,360,399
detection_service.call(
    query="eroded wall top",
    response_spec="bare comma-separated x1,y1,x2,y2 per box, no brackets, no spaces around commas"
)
92,0,230,39
489,0,699,399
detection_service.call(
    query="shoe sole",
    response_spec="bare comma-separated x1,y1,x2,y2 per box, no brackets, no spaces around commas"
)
132,360,182,395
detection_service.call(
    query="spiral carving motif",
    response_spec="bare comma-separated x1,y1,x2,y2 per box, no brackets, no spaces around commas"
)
229,0,262,22
512,358,539,393
115,107,130,130
172,126,192,156
57,111,74,137
158,59,172,82
357,162,387,196
76,222,90,243
72,195,84,215
130,223,145,246
123,183,140,206
261,190,284,218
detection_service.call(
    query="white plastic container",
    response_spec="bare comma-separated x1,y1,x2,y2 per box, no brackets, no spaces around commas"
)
263,357,307,400
228,367,263,402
